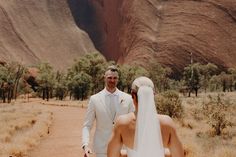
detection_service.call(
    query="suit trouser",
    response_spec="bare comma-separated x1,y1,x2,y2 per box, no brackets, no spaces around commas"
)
96,153,106,157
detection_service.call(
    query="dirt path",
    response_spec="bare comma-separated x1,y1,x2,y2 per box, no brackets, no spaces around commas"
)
28,104,94,157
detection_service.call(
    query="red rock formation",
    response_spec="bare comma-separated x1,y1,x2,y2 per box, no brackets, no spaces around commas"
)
70,0,124,61
0,0,97,71
86,0,236,76
118,0,236,75
0,0,236,76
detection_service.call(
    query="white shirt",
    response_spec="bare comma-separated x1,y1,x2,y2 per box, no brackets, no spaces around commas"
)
104,88,119,123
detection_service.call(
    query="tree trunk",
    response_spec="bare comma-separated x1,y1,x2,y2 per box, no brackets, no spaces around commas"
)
215,123,221,136
46,87,49,101
43,88,45,100
223,81,226,92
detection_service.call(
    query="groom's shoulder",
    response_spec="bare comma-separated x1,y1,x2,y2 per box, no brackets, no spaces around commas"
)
89,90,104,99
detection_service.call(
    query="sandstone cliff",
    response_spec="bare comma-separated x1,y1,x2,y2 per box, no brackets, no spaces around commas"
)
0,0,236,76
0,0,96,70
122,0,236,75
81,0,236,75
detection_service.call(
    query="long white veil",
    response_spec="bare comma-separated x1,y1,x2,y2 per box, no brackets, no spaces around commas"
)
133,86,165,157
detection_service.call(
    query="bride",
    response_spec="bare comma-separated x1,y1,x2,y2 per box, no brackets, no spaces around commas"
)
107,76,184,157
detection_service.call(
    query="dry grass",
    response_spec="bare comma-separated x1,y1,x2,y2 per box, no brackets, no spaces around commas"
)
176,92,236,157
39,98,88,108
0,92,235,157
0,102,53,157
17,96,88,108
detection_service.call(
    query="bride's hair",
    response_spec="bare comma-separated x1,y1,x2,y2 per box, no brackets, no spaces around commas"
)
131,77,165,157
131,77,154,102
131,76,154,92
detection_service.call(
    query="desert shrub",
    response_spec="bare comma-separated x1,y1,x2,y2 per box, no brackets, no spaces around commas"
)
191,108,204,121
202,95,233,136
155,90,183,118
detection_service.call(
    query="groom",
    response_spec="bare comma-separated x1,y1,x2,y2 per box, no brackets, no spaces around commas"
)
82,65,135,157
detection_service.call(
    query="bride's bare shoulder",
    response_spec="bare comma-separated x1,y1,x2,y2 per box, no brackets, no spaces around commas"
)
157,114,175,128
116,113,135,127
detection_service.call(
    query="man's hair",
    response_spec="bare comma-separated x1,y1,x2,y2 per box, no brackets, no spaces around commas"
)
106,65,118,72
104,65,119,77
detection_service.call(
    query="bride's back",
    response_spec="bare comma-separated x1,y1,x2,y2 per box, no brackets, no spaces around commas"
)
116,112,136,150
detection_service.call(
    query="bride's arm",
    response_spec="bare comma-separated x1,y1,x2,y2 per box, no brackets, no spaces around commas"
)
107,124,123,157
168,127,184,157
165,116,184,157
159,115,184,157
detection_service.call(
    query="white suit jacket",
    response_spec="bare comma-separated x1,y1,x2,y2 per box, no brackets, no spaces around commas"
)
82,88,134,154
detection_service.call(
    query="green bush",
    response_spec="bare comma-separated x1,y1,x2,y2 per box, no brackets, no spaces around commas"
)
155,90,183,118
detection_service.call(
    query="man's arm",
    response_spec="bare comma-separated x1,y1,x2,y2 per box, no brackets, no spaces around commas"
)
82,97,96,156
107,124,123,157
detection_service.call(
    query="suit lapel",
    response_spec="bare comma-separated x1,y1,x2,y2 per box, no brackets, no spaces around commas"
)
116,90,125,118
117,90,123,111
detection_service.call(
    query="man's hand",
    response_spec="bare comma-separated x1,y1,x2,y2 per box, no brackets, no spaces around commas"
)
83,145,93,157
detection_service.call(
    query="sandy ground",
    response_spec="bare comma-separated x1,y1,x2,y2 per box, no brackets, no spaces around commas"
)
27,101,95,157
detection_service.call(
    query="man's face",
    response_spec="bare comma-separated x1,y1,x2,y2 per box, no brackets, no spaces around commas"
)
104,71,119,90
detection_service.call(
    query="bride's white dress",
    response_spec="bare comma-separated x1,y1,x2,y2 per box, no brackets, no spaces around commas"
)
128,86,165,157
126,142,165,157
126,147,135,157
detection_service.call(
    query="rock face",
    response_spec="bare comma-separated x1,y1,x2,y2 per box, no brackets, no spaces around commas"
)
78,0,236,76
0,0,236,76
0,0,96,70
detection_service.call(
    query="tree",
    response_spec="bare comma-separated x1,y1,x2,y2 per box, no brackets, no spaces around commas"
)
68,52,107,95
218,72,232,92
118,65,149,93
209,75,221,91
149,61,172,92
0,66,8,103
54,71,67,100
117,64,130,91
67,72,92,100
0,62,25,103
201,63,218,92
228,68,236,91
36,62,55,101
183,63,201,97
